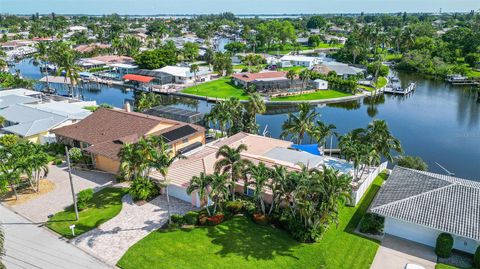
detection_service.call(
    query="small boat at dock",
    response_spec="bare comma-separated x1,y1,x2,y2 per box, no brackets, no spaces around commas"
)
384,82,416,95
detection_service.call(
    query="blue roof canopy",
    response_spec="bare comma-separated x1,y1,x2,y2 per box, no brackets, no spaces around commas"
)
291,144,321,156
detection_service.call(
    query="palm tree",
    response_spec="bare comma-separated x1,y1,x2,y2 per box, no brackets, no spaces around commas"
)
57,51,81,98
135,92,161,112
366,120,403,162
248,162,271,215
299,69,311,90
0,116,5,128
245,92,266,134
308,120,337,148
281,103,318,144
208,172,229,215
149,137,186,224
268,165,288,215
33,42,52,90
214,144,251,200
287,70,296,89
186,172,212,215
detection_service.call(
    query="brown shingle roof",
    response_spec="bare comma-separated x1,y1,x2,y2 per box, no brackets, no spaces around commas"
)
53,108,204,159
232,71,287,83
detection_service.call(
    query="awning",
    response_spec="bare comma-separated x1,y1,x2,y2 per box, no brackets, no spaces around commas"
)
122,74,154,83
291,144,321,156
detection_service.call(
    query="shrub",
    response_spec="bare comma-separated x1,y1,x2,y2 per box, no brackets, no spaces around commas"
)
225,200,244,214
359,213,384,234
183,211,199,225
129,177,159,201
170,214,184,225
77,188,94,210
53,158,63,165
474,246,480,269
242,200,256,216
0,134,21,147
198,213,209,226
435,233,454,258
68,147,83,163
287,217,324,243
206,214,224,226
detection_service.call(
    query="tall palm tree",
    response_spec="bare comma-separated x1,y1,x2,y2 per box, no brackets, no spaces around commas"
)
281,103,318,144
245,92,266,134
268,165,288,215
208,172,229,215
190,64,200,104
308,120,337,147
248,162,271,215
214,144,251,200
57,51,81,98
287,70,296,89
186,172,212,215
299,69,311,90
33,42,52,90
366,120,403,162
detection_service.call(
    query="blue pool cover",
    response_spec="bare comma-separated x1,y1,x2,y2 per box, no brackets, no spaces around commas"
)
291,144,321,156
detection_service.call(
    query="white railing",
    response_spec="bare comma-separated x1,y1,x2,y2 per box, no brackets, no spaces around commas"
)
350,161,388,206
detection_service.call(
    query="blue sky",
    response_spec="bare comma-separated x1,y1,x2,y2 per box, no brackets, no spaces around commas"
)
1,0,479,15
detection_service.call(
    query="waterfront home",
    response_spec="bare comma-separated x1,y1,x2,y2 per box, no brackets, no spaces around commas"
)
74,44,111,53
279,55,322,68
323,34,348,45
0,98,95,144
232,71,288,88
53,107,206,173
0,94,39,109
370,166,480,254
150,132,385,207
0,88,43,99
311,62,365,79
154,65,212,84
144,105,204,125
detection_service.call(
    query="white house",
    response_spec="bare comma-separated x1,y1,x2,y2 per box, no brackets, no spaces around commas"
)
313,79,328,90
279,55,321,68
155,65,212,84
370,166,480,254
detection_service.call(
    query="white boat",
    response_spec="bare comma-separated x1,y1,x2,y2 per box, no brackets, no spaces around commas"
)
446,74,468,83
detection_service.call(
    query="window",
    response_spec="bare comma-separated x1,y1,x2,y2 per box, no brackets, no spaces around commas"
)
182,138,189,144
245,188,254,197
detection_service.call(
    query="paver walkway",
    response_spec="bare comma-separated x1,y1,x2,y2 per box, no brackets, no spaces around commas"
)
0,205,112,269
8,164,115,223
371,235,437,269
72,194,194,266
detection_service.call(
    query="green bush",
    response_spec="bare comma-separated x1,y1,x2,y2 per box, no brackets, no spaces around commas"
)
68,147,83,163
287,217,324,243
435,233,454,258
359,213,384,234
183,211,199,225
225,200,244,214
474,246,480,269
129,177,159,201
241,200,257,216
53,158,63,165
77,188,94,210
170,214,184,225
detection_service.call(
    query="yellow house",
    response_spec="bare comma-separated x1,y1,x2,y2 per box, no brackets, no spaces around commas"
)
53,108,206,174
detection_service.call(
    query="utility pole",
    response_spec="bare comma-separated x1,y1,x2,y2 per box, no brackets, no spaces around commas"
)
65,146,79,221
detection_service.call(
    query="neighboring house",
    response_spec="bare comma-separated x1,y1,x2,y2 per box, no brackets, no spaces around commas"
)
370,166,480,254
312,62,365,79
232,71,288,88
0,88,42,99
323,34,348,45
0,94,40,109
155,66,212,84
279,55,321,68
74,44,111,53
144,105,204,125
52,108,206,173
150,132,382,208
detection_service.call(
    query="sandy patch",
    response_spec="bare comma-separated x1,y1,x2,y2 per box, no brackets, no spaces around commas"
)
2,179,56,205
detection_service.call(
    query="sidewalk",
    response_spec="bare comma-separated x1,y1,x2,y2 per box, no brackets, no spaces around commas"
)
0,205,112,269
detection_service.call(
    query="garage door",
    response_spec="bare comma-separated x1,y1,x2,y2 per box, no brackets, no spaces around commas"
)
167,185,197,207
385,218,439,248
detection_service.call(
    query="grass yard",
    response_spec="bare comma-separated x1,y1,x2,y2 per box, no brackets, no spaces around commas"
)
117,173,387,269
270,89,352,101
375,77,388,88
436,264,475,269
181,77,249,100
277,66,307,73
47,187,127,238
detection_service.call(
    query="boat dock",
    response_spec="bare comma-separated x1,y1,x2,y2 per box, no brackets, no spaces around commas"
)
446,74,480,85
384,82,416,95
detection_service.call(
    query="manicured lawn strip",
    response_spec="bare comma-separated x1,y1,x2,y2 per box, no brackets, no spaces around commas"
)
277,66,306,73
47,187,128,238
375,77,388,88
435,264,475,269
270,89,352,101
117,173,387,269
181,78,249,100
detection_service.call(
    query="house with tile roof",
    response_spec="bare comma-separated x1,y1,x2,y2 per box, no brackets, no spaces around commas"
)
52,108,206,173
150,132,384,208
370,166,480,254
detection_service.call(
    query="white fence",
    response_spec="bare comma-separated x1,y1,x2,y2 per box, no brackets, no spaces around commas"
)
350,161,388,206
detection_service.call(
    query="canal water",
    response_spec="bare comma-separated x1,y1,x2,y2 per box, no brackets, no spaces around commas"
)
9,59,480,180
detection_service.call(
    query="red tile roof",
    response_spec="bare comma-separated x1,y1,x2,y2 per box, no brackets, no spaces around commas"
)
232,71,287,82
123,74,155,83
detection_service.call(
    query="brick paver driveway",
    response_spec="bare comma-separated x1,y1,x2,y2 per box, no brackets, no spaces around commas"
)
72,194,194,266
8,164,115,223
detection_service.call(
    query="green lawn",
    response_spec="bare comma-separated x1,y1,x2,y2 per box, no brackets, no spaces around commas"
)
270,89,352,101
277,66,307,73
47,187,128,238
375,77,388,88
436,264,475,269
117,173,387,269
181,78,249,100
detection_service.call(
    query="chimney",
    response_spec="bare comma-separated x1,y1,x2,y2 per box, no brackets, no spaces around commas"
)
124,102,132,113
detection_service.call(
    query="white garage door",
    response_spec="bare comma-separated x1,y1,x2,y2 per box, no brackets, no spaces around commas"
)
385,218,480,254
167,185,193,205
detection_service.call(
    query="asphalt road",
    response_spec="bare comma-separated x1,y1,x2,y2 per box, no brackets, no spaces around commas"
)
0,205,112,269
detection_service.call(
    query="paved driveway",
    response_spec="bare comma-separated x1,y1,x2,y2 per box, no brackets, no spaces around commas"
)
0,205,112,269
371,235,437,269
8,164,115,223
72,194,194,266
